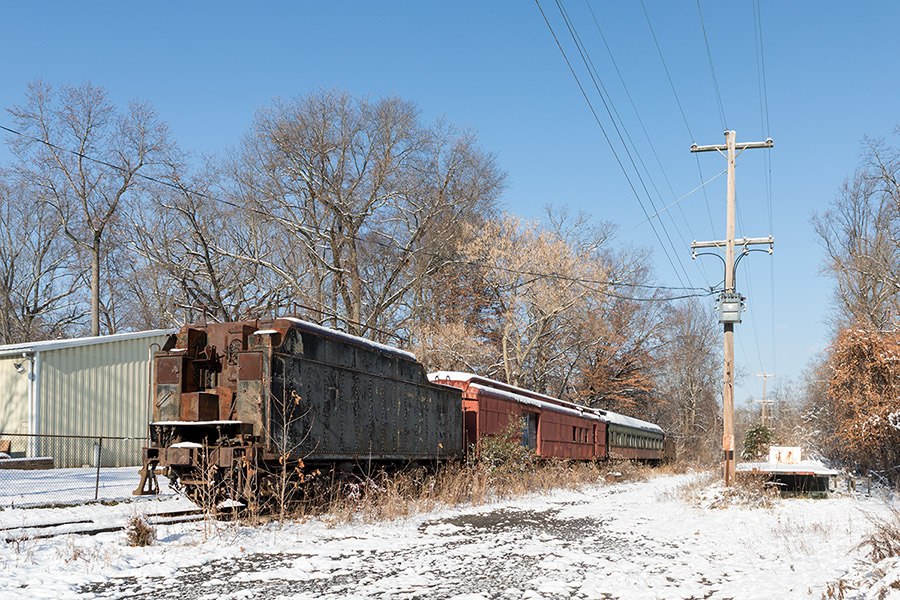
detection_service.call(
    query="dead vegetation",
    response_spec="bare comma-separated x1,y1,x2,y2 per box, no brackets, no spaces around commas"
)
674,470,780,509
124,513,156,547
858,508,900,563
300,459,619,525
195,422,667,525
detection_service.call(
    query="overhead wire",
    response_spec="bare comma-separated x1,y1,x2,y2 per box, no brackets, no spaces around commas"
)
642,0,776,395
0,122,712,305
569,2,703,286
639,0,718,240
533,0,695,290
753,0,777,383
547,0,696,289
584,0,710,283
696,0,727,130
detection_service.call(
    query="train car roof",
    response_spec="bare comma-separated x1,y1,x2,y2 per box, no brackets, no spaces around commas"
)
429,371,664,434
467,382,604,422
429,371,604,421
429,371,573,406
278,317,417,361
601,411,664,435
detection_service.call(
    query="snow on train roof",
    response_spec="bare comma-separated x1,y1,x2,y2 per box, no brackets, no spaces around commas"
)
429,371,566,405
429,370,664,434
467,383,604,422
280,317,417,361
429,371,603,422
601,411,664,435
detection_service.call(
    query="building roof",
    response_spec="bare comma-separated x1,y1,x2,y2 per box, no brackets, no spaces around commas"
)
737,460,840,476
0,328,176,357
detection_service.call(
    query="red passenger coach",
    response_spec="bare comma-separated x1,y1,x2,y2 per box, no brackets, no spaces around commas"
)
428,372,607,460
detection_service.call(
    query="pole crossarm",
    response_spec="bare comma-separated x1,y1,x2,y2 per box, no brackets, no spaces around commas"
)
691,138,773,153
691,236,774,250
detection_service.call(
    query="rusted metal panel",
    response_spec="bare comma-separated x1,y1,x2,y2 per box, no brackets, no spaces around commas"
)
165,447,192,465
238,352,263,381
180,392,219,421
156,356,183,385
154,383,180,422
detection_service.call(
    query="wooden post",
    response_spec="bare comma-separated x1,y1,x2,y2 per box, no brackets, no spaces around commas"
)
690,131,773,486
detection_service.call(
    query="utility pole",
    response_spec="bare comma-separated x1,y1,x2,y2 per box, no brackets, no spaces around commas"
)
690,130,773,486
753,373,776,427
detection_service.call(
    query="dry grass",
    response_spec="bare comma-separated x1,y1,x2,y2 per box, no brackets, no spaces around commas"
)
675,470,780,509
858,507,900,562
288,458,639,525
124,513,156,547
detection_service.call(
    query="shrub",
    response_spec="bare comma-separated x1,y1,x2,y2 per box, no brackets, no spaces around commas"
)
125,514,156,547
742,424,775,460
475,416,537,475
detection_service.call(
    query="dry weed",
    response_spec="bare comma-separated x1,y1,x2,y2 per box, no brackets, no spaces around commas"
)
676,470,780,509
858,507,900,562
125,513,156,547
293,458,612,524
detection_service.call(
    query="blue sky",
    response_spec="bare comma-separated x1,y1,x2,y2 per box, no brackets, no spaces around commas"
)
2,1,897,406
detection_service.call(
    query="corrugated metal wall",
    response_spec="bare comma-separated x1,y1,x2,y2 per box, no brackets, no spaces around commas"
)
36,334,168,466
0,358,29,434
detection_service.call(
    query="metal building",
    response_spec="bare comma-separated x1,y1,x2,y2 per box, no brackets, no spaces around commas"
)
0,329,174,466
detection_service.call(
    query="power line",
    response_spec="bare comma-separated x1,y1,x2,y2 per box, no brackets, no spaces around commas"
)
640,0,718,239
540,0,694,289
753,0,777,378
585,0,709,283
563,1,700,287
0,122,712,303
634,168,726,227
696,0,727,130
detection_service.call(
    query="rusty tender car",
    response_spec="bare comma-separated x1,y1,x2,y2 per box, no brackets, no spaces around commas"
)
136,319,672,506
135,318,463,504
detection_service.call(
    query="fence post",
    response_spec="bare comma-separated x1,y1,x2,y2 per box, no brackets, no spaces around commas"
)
94,436,102,501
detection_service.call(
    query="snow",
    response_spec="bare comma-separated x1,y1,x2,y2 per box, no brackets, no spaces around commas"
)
0,456,54,464
429,371,587,410
0,471,897,599
599,410,664,434
0,466,178,508
280,316,417,361
738,459,840,476
151,420,244,426
252,329,279,335
468,383,604,422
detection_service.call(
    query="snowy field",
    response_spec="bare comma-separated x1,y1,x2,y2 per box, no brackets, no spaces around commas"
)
0,466,177,508
0,472,896,600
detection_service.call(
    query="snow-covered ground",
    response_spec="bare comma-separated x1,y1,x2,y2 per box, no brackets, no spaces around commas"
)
0,472,895,599
0,466,177,508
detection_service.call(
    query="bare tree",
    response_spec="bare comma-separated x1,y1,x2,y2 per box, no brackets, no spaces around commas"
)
651,299,721,461
453,208,659,400
0,175,81,343
226,88,504,338
7,80,172,335
812,135,900,330
126,158,284,328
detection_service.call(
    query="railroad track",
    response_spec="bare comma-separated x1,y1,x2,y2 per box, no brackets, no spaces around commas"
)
1,507,205,542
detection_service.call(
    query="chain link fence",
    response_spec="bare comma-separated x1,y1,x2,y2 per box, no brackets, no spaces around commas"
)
0,432,172,507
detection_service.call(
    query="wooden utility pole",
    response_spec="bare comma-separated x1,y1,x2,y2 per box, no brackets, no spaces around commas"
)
753,373,776,427
690,130,773,486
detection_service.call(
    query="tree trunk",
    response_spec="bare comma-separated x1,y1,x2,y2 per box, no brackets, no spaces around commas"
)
91,235,101,336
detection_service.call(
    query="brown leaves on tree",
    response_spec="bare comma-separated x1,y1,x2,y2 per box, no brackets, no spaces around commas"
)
827,328,900,475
